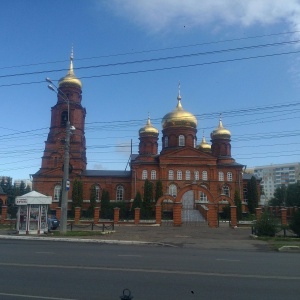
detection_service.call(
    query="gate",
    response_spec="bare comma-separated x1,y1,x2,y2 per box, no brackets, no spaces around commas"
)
181,191,207,226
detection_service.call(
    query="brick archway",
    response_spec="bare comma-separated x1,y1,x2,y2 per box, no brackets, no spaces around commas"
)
156,183,216,226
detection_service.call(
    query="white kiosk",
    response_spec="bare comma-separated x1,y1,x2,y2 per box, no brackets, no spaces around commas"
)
15,191,52,235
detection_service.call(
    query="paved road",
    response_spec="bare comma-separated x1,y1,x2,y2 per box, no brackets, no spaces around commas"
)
0,239,299,299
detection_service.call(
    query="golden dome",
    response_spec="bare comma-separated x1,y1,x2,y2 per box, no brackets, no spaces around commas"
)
58,50,82,89
211,119,231,139
198,136,211,151
139,117,159,135
162,94,197,129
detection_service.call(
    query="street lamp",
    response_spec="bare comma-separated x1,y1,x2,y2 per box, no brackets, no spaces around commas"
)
46,77,72,234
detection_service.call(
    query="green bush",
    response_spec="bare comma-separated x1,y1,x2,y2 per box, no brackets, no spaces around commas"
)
254,211,279,237
289,210,300,237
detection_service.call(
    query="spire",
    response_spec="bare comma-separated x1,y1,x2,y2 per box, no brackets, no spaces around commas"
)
58,48,82,89
177,81,182,109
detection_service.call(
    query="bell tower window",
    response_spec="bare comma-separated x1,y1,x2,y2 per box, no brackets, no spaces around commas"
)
61,111,68,127
179,135,185,146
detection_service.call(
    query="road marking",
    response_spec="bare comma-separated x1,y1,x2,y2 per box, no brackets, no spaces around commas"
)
216,259,241,262
35,252,55,254
0,262,299,280
0,292,77,299
118,255,142,257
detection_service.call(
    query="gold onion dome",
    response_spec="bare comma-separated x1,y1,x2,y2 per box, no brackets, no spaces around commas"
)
139,116,159,136
58,49,82,89
162,93,197,129
211,119,231,139
198,135,211,151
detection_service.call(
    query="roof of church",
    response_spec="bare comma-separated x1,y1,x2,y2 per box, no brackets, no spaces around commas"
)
82,170,131,177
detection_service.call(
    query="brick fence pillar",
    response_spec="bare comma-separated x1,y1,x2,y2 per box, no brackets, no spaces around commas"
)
207,204,218,228
74,207,81,224
1,206,7,224
134,208,141,225
114,207,120,224
255,207,262,220
173,202,182,226
94,207,100,224
280,208,287,226
155,204,162,225
230,206,237,227
55,207,61,221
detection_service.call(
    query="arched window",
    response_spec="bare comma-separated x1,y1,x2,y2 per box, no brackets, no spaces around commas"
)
169,184,177,197
95,185,100,201
179,135,185,146
164,136,168,147
243,188,248,202
227,172,233,181
142,170,148,180
200,191,208,202
168,170,174,180
116,185,124,201
54,185,61,201
177,170,182,180
151,170,156,180
202,170,208,181
186,170,191,180
194,171,199,181
219,171,224,181
222,185,230,196
61,111,68,127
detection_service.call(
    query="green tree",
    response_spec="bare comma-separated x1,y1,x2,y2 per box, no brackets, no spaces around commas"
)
290,210,300,237
132,191,142,210
286,183,300,207
101,189,111,219
269,185,287,206
254,211,279,237
234,190,242,221
143,179,154,219
88,184,97,217
71,178,83,211
247,176,259,214
155,180,163,202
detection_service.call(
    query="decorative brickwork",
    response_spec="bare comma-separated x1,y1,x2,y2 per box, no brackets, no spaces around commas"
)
114,207,120,224
134,208,141,225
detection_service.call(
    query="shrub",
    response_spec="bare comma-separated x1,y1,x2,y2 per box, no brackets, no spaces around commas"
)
289,210,300,237
254,211,279,237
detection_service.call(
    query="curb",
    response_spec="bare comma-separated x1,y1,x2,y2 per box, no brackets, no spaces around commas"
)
0,234,177,247
278,245,300,252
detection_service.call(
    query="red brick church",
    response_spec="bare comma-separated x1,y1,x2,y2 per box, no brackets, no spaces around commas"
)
32,54,255,227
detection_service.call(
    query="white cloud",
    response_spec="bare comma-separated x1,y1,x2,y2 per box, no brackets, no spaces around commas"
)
106,0,300,33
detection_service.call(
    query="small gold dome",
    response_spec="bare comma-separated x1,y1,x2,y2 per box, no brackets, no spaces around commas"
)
211,119,231,139
58,50,82,89
162,95,197,129
139,117,159,135
198,136,211,151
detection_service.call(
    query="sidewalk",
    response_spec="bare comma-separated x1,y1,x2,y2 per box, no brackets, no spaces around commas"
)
0,223,269,251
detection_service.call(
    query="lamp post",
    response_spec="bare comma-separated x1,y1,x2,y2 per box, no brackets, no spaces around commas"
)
46,77,71,234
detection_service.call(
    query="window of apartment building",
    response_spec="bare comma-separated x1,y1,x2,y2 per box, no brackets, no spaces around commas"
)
185,170,191,180
54,185,61,201
116,185,124,201
142,170,148,180
168,170,174,180
169,184,177,197
151,170,156,180
177,170,182,180
194,171,199,180
202,170,208,181
219,171,224,181
200,191,208,202
227,172,233,181
179,135,185,146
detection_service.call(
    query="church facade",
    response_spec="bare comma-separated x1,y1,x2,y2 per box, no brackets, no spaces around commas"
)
32,55,253,223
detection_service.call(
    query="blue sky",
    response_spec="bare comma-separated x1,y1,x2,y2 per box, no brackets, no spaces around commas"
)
1,0,300,181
